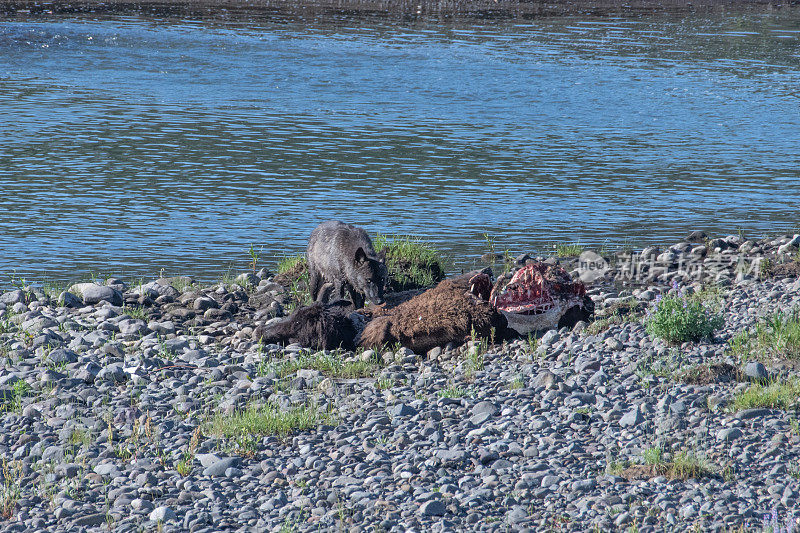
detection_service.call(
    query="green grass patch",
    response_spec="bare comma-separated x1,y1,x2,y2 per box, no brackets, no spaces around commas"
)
586,312,640,335
554,242,584,257
375,377,394,390
609,448,712,481
508,375,525,390
437,385,470,398
266,351,380,380
122,305,147,321
273,255,311,311
732,379,800,411
208,402,332,439
373,234,446,292
645,290,724,344
635,350,683,383
3,380,30,414
727,307,800,362
675,362,741,385
276,255,308,276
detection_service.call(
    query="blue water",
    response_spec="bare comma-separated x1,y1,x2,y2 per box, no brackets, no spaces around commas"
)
1,10,799,284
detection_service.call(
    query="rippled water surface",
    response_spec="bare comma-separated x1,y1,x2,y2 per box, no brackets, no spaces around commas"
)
1,8,800,284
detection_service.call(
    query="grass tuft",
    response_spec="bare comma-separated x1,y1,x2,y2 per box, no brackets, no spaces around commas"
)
732,379,800,411
122,305,148,321
609,448,712,481
373,234,447,291
554,242,584,257
265,351,380,379
0,458,21,519
728,308,800,363
208,402,332,439
273,255,311,311
675,362,741,385
437,385,470,398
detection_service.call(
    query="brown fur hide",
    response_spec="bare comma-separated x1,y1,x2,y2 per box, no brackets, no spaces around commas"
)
358,272,507,353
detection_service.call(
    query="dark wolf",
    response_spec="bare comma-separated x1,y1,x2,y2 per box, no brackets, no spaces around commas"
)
253,300,365,351
307,221,387,309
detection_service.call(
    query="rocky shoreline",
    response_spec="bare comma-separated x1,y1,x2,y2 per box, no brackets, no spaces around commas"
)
2,231,800,532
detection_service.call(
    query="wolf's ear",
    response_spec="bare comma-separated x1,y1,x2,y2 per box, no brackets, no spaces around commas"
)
355,247,368,264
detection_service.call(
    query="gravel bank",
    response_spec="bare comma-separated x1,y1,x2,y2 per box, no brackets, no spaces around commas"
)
2,232,800,532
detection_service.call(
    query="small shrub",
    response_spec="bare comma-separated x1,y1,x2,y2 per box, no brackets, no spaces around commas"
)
759,257,774,277
644,283,724,344
248,244,262,275
762,509,797,533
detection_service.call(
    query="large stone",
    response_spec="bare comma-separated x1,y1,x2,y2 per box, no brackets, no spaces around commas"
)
93,463,121,478
58,291,82,308
78,284,122,306
388,403,417,417
533,370,561,390
97,364,127,383
435,449,467,463
71,513,106,527
0,290,25,304
736,408,774,420
541,475,560,487
118,319,147,336
149,506,177,522
194,297,218,311
717,427,743,442
195,453,222,468
418,500,446,516
48,349,78,364
605,337,624,351
620,407,643,427
744,361,768,382
202,457,239,477
472,400,498,417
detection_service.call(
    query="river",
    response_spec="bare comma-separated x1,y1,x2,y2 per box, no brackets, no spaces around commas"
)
1,5,799,284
